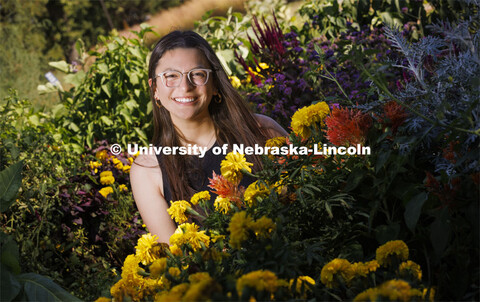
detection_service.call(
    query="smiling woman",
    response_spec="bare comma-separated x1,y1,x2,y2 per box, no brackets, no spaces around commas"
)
130,30,287,243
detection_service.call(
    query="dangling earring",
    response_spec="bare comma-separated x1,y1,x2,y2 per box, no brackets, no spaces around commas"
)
214,94,222,104
155,98,163,109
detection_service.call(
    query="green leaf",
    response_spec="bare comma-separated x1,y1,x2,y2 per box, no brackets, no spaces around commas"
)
404,192,428,232
0,263,21,302
48,61,69,73
344,168,366,192
0,161,23,212
101,83,111,98
0,235,21,275
28,115,40,126
17,273,82,302
100,116,113,126
97,63,108,74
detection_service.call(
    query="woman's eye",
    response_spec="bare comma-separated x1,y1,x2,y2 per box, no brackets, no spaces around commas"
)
165,74,179,79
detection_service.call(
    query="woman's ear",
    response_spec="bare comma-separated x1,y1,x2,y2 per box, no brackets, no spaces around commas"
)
148,78,153,87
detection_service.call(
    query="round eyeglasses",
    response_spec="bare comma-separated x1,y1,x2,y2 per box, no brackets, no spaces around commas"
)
155,68,213,88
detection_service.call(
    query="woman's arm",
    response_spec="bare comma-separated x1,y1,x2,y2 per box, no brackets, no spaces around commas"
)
130,154,176,243
254,114,289,139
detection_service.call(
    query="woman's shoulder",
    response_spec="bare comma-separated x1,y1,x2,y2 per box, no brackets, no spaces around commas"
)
254,114,288,138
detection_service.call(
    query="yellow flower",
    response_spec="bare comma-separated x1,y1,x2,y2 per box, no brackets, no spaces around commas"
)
112,157,124,170
110,279,125,301
353,287,378,302
376,240,409,266
258,62,269,70
135,233,160,265
99,186,113,198
100,175,115,185
168,267,181,278
123,165,131,173
320,258,353,288
290,276,315,297
398,260,422,281
128,157,134,164
350,260,380,279
149,257,167,278
422,287,435,302
169,223,210,252
184,272,221,301
229,76,241,88
167,200,191,224
190,191,211,205
121,254,144,291
89,161,102,174
155,283,189,302
244,181,269,207
237,270,278,296
94,297,111,302
169,244,182,256
214,196,231,214
291,102,330,139
118,184,128,192
228,211,254,249
250,216,275,239
220,152,253,184
96,150,108,161
265,136,286,148
100,171,113,178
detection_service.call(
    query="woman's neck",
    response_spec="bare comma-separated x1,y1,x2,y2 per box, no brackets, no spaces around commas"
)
173,116,216,148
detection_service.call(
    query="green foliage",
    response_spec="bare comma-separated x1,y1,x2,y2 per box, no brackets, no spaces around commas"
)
45,26,154,151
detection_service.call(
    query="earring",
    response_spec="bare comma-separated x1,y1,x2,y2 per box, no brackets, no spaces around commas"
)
214,94,222,104
155,99,163,109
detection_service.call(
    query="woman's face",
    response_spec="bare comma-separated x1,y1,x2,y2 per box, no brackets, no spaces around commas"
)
152,48,217,124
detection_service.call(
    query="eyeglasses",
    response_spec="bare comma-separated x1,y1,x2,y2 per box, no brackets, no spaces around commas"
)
155,68,213,87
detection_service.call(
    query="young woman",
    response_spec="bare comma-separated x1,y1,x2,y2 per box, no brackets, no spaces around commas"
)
130,30,287,243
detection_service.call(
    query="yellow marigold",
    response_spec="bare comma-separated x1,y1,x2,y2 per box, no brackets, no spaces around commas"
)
184,273,221,301
291,102,330,139
244,181,270,207
112,157,124,170
290,276,315,298
96,150,108,161
99,186,113,198
190,191,211,205
123,165,131,173
214,196,232,214
121,254,144,290
377,279,423,301
135,233,160,265
250,216,276,239
228,211,254,249
167,200,191,224
169,223,210,252
353,287,379,302
229,76,241,88
168,267,181,278
150,257,167,278
128,157,134,164
100,175,115,185
100,170,113,178
265,136,286,148
220,152,253,184
237,270,278,297
118,184,128,192
89,161,102,174
376,240,409,266
350,260,380,279
169,244,182,256
155,283,189,302
110,279,125,301
320,258,353,288
94,297,111,302
399,260,422,281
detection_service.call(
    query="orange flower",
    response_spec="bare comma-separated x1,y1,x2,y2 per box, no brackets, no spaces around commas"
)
325,107,372,146
381,101,407,134
208,171,236,198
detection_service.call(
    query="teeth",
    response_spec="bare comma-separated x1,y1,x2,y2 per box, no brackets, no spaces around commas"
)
174,98,196,103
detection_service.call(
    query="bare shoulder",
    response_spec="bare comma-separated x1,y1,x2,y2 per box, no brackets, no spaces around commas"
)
130,153,163,192
132,153,159,168
254,114,288,138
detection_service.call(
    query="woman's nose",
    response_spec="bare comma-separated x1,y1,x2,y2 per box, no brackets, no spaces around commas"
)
179,74,195,90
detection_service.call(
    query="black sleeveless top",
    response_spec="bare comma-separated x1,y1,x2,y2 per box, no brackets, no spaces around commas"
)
155,142,255,205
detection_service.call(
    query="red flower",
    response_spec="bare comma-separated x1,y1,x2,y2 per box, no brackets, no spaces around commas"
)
208,172,243,207
325,107,372,146
381,101,407,134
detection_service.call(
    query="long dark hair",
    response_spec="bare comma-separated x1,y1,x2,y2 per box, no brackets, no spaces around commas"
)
148,30,268,201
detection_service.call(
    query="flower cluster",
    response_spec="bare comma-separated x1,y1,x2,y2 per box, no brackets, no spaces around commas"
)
290,101,330,139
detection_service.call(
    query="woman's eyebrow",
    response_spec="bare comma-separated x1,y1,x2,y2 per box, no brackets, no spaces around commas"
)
160,65,207,72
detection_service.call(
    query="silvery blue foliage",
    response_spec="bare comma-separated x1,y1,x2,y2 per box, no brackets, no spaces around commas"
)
370,6,480,174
